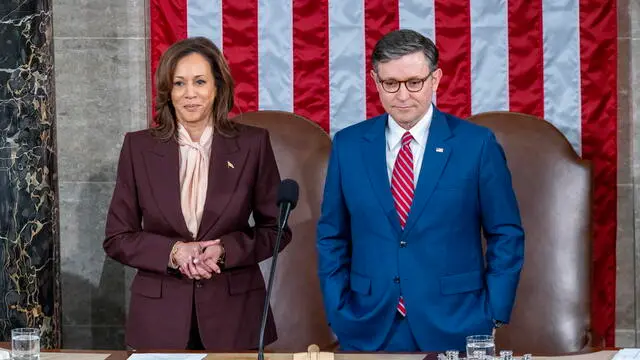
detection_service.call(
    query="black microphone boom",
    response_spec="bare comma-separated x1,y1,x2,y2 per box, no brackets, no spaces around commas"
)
257,179,299,360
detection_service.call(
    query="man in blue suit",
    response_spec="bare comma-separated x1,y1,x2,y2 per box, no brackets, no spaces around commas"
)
317,29,525,352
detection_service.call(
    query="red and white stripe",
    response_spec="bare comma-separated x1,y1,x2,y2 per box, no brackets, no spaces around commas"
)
391,132,415,229
149,0,618,344
397,296,407,317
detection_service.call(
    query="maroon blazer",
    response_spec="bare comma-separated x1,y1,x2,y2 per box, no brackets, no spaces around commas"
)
103,124,292,350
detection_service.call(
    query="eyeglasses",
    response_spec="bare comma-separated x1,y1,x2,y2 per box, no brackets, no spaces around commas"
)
376,69,436,93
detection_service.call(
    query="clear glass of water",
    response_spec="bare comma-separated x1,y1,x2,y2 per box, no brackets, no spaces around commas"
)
466,334,495,359
11,328,40,360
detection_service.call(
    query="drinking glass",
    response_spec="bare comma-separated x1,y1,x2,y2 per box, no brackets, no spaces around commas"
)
466,334,495,359
11,328,40,360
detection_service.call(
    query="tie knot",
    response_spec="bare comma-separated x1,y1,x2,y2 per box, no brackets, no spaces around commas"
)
401,132,413,147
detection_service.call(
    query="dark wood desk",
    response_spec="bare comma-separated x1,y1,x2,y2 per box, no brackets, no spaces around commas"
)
0,342,620,360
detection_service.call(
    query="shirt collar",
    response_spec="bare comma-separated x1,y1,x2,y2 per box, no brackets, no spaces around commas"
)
387,104,433,150
177,122,214,148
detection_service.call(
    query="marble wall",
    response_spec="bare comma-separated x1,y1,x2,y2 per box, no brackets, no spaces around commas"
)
49,0,639,350
52,0,148,349
0,0,60,348
616,0,640,348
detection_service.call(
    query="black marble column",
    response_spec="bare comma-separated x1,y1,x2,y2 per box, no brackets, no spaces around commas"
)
0,0,60,349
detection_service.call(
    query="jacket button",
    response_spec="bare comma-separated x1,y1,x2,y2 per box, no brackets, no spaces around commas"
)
400,241,407,248
195,281,203,288
393,276,400,284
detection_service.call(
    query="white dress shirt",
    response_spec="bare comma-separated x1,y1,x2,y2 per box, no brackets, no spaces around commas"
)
385,104,434,186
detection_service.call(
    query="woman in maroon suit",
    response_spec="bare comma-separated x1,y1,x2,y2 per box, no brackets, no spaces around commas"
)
103,37,291,351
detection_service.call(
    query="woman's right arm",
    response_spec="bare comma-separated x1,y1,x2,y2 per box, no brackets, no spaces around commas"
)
103,133,180,274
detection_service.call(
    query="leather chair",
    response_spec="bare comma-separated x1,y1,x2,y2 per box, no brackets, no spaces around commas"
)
232,111,336,352
467,111,594,355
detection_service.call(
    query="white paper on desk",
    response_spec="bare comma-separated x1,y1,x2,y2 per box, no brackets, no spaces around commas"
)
127,354,206,360
613,349,640,360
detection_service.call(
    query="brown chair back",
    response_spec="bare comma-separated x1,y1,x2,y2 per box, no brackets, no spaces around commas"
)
467,111,593,355
232,111,335,352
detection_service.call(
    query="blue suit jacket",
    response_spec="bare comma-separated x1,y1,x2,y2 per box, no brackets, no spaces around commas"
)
316,108,525,351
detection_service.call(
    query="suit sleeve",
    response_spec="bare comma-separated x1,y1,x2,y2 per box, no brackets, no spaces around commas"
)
478,131,525,323
103,133,181,274
316,131,352,323
218,130,292,269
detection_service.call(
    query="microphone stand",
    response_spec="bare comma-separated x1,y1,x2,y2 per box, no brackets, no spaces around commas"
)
257,202,291,360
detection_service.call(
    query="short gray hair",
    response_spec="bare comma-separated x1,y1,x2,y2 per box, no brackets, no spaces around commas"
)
371,29,438,73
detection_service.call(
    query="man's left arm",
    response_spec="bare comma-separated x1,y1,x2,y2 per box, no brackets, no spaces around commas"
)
478,131,525,325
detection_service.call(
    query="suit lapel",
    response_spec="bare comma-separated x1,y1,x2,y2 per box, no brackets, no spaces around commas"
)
362,115,402,236
402,108,453,237
196,132,249,239
144,138,192,240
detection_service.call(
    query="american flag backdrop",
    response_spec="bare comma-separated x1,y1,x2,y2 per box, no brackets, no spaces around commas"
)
149,0,618,344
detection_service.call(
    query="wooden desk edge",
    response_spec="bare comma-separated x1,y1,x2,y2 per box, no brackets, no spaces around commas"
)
0,343,622,360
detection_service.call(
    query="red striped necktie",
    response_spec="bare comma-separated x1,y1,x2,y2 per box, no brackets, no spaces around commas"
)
391,131,414,317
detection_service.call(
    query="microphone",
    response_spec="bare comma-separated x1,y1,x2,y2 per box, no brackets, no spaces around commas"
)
257,179,299,360
276,179,299,230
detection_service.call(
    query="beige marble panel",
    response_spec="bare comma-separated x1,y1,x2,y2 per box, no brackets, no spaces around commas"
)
52,0,145,38
54,38,147,182
617,185,636,333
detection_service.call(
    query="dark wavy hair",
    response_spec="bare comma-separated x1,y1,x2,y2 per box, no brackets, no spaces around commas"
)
372,29,439,73
151,37,236,140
